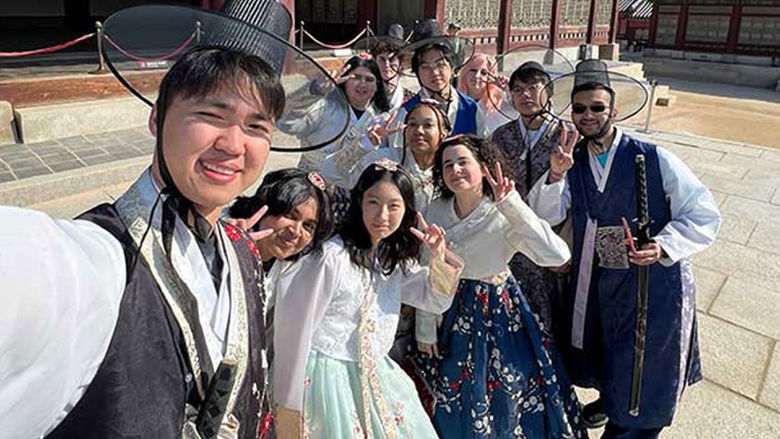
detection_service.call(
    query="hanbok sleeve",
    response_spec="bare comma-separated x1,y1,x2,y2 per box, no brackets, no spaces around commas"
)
528,170,571,226
0,206,126,438
653,147,722,265
275,84,331,138
496,190,571,266
400,249,465,314
272,246,343,412
415,309,440,344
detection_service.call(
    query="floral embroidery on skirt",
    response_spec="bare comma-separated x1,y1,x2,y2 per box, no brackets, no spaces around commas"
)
412,276,586,438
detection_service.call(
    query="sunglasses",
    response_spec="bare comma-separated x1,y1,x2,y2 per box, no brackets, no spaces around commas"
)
572,103,609,114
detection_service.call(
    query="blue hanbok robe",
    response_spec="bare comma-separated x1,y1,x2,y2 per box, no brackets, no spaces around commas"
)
529,128,721,429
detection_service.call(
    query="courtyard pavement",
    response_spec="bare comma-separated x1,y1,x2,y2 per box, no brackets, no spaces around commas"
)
1,124,779,438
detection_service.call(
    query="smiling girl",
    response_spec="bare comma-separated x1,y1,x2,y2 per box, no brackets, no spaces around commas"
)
414,135,586,438
271,161,464,438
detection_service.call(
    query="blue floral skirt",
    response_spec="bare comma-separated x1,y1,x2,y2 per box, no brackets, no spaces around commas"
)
412,275,586,438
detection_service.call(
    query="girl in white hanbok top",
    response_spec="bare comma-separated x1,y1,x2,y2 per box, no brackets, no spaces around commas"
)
320,99,451,217
413,135,587,438
320,99,453,365
272,161,465,438
277,55,392,172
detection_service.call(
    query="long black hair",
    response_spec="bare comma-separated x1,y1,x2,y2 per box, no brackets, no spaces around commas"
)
229,168,333,261
339,164,420,276
336,55,391,113
433,134,507,200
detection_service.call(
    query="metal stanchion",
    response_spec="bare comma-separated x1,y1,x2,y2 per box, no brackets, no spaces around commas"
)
89,21,107,74
365,20,372,52
642,80,658,133
299,21,305,50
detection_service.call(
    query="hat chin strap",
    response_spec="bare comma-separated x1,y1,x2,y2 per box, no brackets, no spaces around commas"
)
580,115,614,150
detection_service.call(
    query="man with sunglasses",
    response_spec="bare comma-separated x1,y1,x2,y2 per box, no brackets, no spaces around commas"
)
529,59,721,438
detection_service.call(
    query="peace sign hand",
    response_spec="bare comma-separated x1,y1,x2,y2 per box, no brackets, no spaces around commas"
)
410,212,447,262
332,63,355,85
483,161,516,202
225,205,274,242
367,111,405,146
549,125,577,181
488,73,509,90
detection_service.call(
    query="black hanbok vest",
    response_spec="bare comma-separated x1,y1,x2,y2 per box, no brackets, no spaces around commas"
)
46,203,267,438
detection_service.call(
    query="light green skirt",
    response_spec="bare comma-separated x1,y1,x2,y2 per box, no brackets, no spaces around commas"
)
302,350,437,438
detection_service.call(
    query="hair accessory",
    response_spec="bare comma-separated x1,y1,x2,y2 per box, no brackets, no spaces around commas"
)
373,158,400,172
357,52,373,61
307,172,327,191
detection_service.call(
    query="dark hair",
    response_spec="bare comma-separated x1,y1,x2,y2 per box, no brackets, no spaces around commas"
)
370,40,403,58
228,168,333,261
336,55,391,113
339,165,420,276
400,100,451,166
411,44,456,75
571,82,616,107
433,134,506,200
509,68,552,93
156,47,286,121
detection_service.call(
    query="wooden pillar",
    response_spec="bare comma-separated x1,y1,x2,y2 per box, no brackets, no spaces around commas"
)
609,0,619,43
725,5,742,53
497,0,514,55
675,0,689,49
201,0,225,10
648,2,659,47
357,0,378,30
425,0,447,25
550,0,562,48
587,0,599,43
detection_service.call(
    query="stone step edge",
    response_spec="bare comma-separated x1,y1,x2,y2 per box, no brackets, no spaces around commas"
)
0,155,150,207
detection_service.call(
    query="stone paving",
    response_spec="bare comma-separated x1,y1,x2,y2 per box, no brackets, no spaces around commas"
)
1,124,780,438
0,127,154,183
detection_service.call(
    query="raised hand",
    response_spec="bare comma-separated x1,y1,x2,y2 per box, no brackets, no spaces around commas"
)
224,205,274,242
489,73,509,90
410,212,447,261
417,342,440,358
483,161,516,202
367,111,405,146
332,63,355,85
549,125,577,181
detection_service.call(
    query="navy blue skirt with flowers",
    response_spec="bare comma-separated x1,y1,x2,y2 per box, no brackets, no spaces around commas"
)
412,275,586,439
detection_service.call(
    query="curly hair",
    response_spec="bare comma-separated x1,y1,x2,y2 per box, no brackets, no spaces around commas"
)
432,134,508,200
228,168,333,261
339,165,421,276
400,100,452,166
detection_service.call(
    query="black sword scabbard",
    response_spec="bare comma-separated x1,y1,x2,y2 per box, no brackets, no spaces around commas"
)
629,154,651,417
196,358,238,438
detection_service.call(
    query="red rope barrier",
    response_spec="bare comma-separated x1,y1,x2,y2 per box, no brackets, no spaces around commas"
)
302,28,367,50
0,32,95,58
103,32,197,63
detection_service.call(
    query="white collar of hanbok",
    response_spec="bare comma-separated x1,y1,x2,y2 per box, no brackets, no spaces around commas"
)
588,126,623,193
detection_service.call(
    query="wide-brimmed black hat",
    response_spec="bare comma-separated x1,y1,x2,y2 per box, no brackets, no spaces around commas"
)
392,19,474,73
543,58,648,122
486,44,575,120
101,0,350,152
368,23,407,52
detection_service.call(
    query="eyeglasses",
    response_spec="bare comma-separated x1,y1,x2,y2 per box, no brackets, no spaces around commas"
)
572,103,609,114
419,58,451,72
